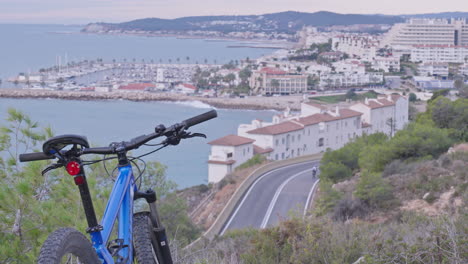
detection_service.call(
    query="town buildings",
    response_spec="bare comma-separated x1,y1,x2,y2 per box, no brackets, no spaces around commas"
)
249,67,307,95
207,95,409,183
383,18,468,48
319,72,383,88
372,57,401,72
410,45,468,63
332,34,380,61
418,62,449,77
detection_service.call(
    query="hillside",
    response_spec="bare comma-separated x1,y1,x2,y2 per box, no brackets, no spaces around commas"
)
401,12,468,19
82,11,404,34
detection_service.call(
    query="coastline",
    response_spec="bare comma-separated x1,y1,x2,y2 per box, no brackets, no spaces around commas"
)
0,89,302,111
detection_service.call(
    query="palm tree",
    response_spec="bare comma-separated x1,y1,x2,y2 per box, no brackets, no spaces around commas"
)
186,56,190,63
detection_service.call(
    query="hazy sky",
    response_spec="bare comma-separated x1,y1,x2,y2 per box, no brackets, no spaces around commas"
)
1,0,467,24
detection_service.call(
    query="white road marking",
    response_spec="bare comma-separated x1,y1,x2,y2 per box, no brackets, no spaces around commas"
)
220,161,313,235
260,168,313,229
303,179,320,217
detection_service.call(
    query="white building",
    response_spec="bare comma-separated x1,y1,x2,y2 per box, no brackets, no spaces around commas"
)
208,95,409,182
156,68,165,82
460,63,468,76
333,60,366,74
250,67,307,95
410,45,468,63
383,18,468,48
418,62,449,77
372,57,400,72
207,135,255,183
319,72,384,88
350,95,408,135
332,34,379,61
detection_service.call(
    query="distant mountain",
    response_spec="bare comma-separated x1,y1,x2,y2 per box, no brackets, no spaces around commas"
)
401,12,468,19
82,11,404,34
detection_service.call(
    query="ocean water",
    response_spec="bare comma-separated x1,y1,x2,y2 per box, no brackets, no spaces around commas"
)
0,98,276,188
0,24,277,188
0,24,273,84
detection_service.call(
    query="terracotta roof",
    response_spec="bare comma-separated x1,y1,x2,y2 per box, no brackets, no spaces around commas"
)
253,144,274,154
296,109,362,126
181,83,196,90
258,67,287,75
208,134,254,146
247,121,303,135
362,99,395,109
208,160,236,165
362,122,372,128
119,83,155,90
304,102,327,110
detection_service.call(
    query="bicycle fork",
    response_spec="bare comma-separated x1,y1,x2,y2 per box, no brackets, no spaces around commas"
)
135,190,173,264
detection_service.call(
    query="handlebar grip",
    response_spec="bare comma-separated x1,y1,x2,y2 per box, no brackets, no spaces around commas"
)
181,110,218,129
82,147,115,155
19,152,54,162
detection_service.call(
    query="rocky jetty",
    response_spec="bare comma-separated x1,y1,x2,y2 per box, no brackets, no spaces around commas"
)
0,89,303,111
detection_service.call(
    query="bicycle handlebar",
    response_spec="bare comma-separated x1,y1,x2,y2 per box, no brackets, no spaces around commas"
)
19,109,218,162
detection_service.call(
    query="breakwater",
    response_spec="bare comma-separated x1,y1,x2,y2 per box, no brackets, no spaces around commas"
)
0,89,301,111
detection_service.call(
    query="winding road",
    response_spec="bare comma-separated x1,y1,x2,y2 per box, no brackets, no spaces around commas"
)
220,161,320,235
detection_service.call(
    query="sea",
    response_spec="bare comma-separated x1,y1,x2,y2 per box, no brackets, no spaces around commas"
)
0,24,277,188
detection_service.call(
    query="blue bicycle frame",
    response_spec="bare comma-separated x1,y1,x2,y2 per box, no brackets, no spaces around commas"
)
88,164,136,264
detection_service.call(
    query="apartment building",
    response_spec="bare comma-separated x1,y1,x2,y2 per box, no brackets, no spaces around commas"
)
319,72,384,88
249,67,307,95
460,63,468,76
383,18,468,48
410,44,468,63
332,34,379,61
418,62,449,77
372,56,401,72
208,95,408,183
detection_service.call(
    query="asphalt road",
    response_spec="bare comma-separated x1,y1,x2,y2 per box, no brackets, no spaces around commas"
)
220,161,320,235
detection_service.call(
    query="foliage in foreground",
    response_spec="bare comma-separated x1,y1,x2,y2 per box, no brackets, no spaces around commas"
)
179,212,467,264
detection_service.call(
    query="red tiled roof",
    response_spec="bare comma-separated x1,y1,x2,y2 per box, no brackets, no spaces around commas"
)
208,160,236,165
362,99,395,109
296,109,362,126
259,67,287,75
253,144,274,154
208,134,254,146
304,102,328,110
247,121,303,135
80,87,95,91
119,83,155,90
181,83,196,90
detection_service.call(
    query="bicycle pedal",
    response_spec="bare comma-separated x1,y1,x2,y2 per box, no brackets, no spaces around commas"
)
107,239,129,256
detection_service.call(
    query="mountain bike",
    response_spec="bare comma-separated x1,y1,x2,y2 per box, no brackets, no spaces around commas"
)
19,109,218,264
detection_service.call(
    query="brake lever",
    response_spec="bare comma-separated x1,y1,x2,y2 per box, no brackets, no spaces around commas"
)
181,132,206,139
41,162,64,176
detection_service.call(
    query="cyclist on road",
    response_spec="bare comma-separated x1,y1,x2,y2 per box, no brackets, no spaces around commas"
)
312,166,317,178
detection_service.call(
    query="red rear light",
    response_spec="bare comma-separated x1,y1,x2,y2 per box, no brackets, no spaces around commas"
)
73,175,85,185
66,161,81,176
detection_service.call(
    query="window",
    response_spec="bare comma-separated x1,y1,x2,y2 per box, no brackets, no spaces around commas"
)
227,152,233,158
298,134,301,141
282,138,285,144
318,138,324,147
275,154,278,160
275,139,279,146
281,153,285,159
243,149,245,156
291,149,294,157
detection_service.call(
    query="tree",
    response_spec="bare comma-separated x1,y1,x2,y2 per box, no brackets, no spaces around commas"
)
354,171,393,209
409,92,417,102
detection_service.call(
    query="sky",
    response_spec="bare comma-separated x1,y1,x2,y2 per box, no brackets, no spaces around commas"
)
0,0,467,24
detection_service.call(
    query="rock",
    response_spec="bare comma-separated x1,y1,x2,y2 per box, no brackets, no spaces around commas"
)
423,192,431,200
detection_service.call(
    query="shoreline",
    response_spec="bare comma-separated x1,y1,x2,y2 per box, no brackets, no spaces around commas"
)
0,89,302,111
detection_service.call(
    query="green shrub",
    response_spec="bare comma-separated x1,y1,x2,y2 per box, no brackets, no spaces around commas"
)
355,171,394,209
236,154,266,170
315,180,344,216
319,161,352,183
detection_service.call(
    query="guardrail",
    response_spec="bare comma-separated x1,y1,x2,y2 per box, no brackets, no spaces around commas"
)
200,152,323,240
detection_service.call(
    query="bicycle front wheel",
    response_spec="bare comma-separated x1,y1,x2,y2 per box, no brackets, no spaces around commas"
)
133,212,161,264
37,227,100,264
